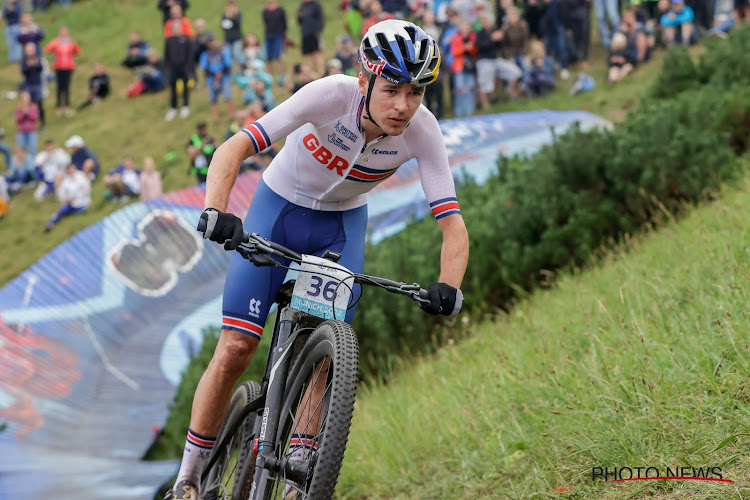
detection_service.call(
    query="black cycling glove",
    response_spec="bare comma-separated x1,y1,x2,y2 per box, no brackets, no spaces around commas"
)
199,208,244,250
419,282,464,316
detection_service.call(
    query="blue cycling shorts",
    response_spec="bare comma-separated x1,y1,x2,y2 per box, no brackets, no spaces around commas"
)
222,178,367,340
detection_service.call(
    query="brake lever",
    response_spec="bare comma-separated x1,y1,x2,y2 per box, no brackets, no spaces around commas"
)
237,247,279,267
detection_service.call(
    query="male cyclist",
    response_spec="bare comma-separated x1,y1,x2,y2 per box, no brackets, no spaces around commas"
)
168,19,469,499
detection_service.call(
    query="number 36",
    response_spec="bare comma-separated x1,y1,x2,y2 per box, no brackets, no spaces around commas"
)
307,276,339,300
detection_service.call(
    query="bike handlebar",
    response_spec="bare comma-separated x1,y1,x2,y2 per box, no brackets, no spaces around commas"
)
197,217,430,302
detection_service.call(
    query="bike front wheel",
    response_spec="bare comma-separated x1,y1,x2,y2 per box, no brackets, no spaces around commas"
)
259,320,359,499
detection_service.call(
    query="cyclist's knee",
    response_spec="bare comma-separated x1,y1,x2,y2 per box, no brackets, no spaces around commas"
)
214,329,259,375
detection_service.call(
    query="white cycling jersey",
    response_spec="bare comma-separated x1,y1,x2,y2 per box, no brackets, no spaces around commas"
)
241,74,461,220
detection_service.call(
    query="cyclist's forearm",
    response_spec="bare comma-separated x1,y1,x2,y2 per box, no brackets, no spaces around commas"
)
437,214,469,289
204,133,257,211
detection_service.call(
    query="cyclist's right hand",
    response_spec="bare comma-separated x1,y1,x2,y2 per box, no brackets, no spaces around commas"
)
199,208,244,250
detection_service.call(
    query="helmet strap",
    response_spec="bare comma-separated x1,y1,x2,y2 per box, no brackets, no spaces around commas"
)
363,74,382,131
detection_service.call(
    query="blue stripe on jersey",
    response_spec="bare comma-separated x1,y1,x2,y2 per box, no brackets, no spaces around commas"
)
429,196,458,207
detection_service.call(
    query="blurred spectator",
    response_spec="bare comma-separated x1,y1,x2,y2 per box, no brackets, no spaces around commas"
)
164,3,194,121
450,19,478,117
44,162,91,232
0,175,8,219
186,122,215,183
523,40,556,96
501,6,530,69
122,31,150,69
78,61,110,110
287,62,316,94
32,138,69,201
238,32,266,70
619,8,653,64
608,32,634,81
199,33,234,123
707,0,735,36
736,0,750,23
594,0,621,50
158,0,189,25
562,0,591,63
17,12,44,55
523,0,547,39
298,0,325,76
476,14,522,108
263,0,287,86
421,10,444,118
334,34,357,76
661,0,696,45
15,90,39,172
638,0,660,19
382,0,409,17
103,156,141,202
325,57,343,75
224,108,249,141
0,127,10,169
543,0,570,80
3,0,23,63
192,17,210,82
221,0,243,61
45,25,81,117
361,1,394,37
234,58,273,92
127,49,168,97
343,0,364,41
139,156,162,202
20,42,45,129
6,145,34,193
242,77,275,111
65,134,100,179
452,0,490,25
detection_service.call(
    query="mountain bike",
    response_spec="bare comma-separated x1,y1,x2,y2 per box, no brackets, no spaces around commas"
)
196,220,430,500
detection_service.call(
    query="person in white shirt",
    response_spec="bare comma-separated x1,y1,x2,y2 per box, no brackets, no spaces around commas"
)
45,162,91,232
103,156,141,203
33,139,71,202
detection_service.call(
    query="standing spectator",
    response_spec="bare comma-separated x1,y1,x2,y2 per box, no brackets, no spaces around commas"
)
523,39,556,96
561,0,591,63
333,35,357,76
199,33,234,124
297,0,325,77
158,0,189,25
3,0,23,63
221,0,243,62
122,31,150,69
450,19,478,117
45,25,81,117
501,6,530,69
20,42,45,129
164,3,194,121
421,10,444,119
15,90,38,172
361,1,394,37
186,122,215,184
594,0,621,50
382,0,409,17
78,61,110,110
343,0,364,41
16,12,44,55
263,0,287,86
192,17,210,82
33,138,69,201
139,156,162,202
64,134,100,179
523,0,547,39
475,14,522,108
44,162,91,232
661,0,695,44
452,0,490,25
542,0,570,80
103,156,141,202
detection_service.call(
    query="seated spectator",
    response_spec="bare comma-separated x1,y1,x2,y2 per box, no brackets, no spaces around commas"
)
6,146,35,194
127,49,168,97
103,156,141,202
619,8,653,64
78,62,111,110
0,127,10,169
334,35,357,76
286,62,316,94
707,0,735,37
237,32,266,71
242,77,275,111
64,135,100,179
33,139,70,201
660,0,696,45
45,162,91,232
139,156,162,202
475,14,522,109
186,122,216,184
122,31,150,69
199,33,234,124
523,40,556,97
608,32,635,82
325,57,343,76
234,58,273,91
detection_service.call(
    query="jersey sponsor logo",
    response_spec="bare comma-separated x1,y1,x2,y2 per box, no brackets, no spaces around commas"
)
327,133,351,152
371,148,398,155
362,56,387,77
334,120,358,142
249,298,262,317
303,133,349,176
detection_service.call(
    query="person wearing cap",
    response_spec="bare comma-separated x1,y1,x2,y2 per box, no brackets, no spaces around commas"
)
660,0,696,45
334,34,357,75
185,122,216,184
165,19,468,499
325,57,343,75
65,135,100,179
199,32,234,124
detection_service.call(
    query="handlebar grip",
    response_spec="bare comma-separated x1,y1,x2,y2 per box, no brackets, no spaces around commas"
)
197,217,207,233
418,288,430,300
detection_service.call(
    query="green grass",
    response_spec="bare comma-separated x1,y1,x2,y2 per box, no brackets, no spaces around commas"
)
337,179,750,499
0,0,670,287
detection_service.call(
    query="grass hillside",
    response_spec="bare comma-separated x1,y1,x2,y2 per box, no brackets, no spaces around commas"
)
0,0,669,287
337,178,750,499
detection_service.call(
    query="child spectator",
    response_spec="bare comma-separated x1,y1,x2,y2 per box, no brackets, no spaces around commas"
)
3,0,23,63
15,91,39,172
45,26,81,117
333,35,357,76
523,40,556,97
139,156,162,202
263,0,287,86
450,19,478,117
221,0,243,61
164,3,194,121
78,62,110,110
475,14,522,108
186,122,215,184
64,134,100,179
200,33,234,123
33,139,69,201
45,162,90,232
619,8,653,65
127,49,168,97
608,32,634,82
20,42,46,129
297,0,325,76
103,156,141,202
660,0,696,45
17,13,44,55
122,31,150,69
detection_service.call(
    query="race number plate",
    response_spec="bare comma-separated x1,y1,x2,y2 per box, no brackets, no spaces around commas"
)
291,255,354,320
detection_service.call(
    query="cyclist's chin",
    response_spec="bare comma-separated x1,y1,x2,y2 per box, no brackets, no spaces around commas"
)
381,120,408,136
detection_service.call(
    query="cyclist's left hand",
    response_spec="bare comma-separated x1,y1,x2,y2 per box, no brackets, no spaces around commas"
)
420,282,463,316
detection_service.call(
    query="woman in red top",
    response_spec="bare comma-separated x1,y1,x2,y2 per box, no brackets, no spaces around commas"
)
450,19,478,117
45,26,82,117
